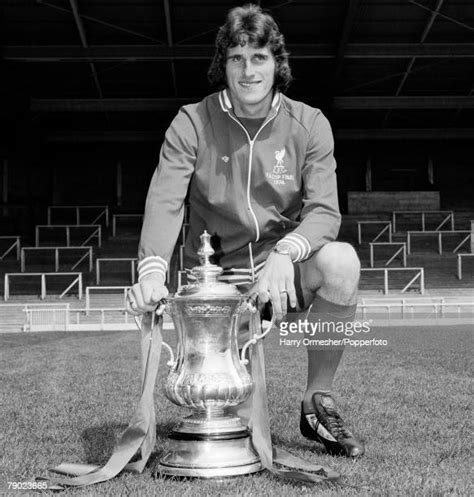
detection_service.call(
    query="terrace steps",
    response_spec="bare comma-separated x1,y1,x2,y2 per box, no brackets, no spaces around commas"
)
1,211,472,332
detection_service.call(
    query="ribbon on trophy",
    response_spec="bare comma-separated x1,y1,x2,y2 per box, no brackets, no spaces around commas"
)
38,306,339,489
37,312,164,489
246,310,340,484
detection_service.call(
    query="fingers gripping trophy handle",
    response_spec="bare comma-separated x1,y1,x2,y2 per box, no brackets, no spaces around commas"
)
134,299,175,367
240,295,276,365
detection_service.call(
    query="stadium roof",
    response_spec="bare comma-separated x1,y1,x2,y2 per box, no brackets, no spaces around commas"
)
2,0,473,142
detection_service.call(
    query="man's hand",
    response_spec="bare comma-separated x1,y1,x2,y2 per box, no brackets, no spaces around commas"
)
126,272,169,315
251,252,297,320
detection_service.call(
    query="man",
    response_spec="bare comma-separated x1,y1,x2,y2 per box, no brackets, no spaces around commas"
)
127,4,365,458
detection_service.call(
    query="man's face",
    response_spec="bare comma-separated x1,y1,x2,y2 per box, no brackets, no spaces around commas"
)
225,42,276,118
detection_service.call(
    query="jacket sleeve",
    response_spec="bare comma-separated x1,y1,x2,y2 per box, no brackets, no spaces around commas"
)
137,108,197,281
279,111,341,262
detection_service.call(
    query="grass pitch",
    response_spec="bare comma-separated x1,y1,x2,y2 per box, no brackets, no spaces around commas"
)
1,324,472,496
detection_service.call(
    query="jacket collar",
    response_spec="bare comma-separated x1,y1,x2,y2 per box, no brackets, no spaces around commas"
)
218,89,281,116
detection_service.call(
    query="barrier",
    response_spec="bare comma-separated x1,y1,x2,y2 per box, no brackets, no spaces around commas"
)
35,225,102,247
85,286,129,314
360,267,425,294
47,205,109,227
95,258,137,285
457,253,474,280
21,246,93,272
111,214,143,237
359,301,474,320
179,245,185,271
369,242,407,267
357,221,392,244
4,272,83,301
0,236,20,260
406,230,471,254
23,306,70,331
179,223,189,245
22,306,175,332
392,210,454,232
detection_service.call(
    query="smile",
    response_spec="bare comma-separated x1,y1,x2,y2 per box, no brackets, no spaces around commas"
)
239,81,261,88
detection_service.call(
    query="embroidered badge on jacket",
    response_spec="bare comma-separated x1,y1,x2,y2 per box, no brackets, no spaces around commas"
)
266,148,294,185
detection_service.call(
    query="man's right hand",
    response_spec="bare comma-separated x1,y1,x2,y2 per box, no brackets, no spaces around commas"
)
126,272,169,315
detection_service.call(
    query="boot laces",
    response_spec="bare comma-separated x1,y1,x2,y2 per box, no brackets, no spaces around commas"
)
322,405,352,439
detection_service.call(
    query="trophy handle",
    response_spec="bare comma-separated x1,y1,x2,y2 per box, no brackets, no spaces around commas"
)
240,296,276,365
133,300,176,367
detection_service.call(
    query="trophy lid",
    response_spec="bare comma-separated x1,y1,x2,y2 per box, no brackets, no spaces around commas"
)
175,231,241,297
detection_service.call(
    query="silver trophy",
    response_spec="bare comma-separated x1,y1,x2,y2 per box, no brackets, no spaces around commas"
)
156,231,272,478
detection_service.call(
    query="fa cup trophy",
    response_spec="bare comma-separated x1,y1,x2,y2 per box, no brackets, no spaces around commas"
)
156,231,270,478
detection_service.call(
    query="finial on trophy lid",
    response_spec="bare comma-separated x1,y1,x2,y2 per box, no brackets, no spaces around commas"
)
197,230,214,266
175,230,240,296
192,230,223,284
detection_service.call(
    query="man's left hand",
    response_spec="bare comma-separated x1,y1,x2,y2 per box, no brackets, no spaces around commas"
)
251,252,297,320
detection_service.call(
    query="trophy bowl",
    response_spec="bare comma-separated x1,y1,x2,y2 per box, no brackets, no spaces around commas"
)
156,231,263,478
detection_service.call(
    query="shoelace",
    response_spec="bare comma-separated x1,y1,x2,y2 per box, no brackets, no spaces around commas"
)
321,407,352,439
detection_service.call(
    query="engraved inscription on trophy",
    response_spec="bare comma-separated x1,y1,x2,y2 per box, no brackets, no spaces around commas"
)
184,304,232,317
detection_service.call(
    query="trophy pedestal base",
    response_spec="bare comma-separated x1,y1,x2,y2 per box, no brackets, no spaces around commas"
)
156,434,262,478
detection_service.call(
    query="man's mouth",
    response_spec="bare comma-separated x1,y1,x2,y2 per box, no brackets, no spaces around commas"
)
239,81,261,88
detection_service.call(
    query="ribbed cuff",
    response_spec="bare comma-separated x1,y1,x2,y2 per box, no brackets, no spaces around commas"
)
137,256,168,282
280,233,311,262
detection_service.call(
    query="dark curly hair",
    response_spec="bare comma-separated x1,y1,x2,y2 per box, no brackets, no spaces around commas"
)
207,4,293,92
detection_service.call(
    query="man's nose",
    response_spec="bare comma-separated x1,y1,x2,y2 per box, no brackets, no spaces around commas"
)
242,60,255,78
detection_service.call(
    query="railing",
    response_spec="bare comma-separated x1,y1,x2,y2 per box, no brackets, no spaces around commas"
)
361,296,444,305
179,245,185,271
357,221,392,244
179,222,190,245
23,306,70,331
360,267,425,294
85,286,129,314
369,242,407,267
22,306,175,332
95,258,137,284
47,205,109,227
0,235,20,260
35,224,102,247
4,272,83,301
392,210,454,233
111,214,143,237
21,246,93,272
23,306,125,332
359,301,474,320
360,297,444,318
406,230,471,255
457,253,474,280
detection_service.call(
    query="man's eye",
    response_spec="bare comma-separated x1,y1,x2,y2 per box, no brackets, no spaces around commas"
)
231,55,241,62
254,54,267,61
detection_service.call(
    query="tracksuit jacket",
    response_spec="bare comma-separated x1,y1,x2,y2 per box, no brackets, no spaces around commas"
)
137,89,341,285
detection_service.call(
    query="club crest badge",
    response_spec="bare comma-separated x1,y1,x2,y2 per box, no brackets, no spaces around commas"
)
266,148,294,186
272,148,287,174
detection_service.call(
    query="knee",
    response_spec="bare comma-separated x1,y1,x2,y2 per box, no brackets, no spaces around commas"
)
316,242,360,288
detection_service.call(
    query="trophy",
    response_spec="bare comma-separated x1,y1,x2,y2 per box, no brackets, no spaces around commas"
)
155,231,272,478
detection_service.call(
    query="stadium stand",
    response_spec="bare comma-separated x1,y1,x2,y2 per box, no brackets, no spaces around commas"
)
0,203,472,332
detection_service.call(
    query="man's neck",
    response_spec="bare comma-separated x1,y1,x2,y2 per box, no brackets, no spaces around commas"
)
230,91,274,119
